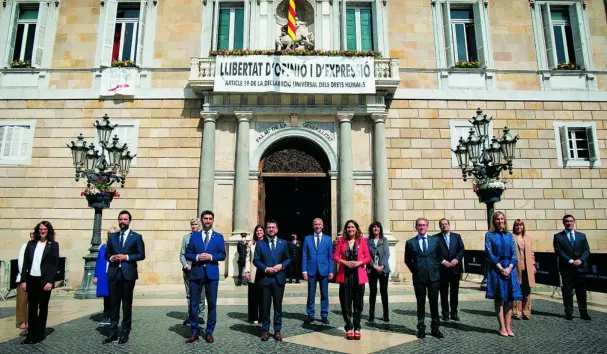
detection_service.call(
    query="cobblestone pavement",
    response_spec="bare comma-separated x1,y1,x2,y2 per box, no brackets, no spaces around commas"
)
0,308,15,320
0,299,605,353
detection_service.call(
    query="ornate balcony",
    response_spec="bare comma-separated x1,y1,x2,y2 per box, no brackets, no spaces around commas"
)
188,57,400,94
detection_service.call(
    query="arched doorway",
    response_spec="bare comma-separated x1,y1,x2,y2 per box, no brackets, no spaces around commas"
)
258,137,331,240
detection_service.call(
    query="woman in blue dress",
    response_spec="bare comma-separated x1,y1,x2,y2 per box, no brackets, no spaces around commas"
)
93,226,117,327
485,211,522,337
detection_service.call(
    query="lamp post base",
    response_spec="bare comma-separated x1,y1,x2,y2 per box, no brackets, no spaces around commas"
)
75,205,104,299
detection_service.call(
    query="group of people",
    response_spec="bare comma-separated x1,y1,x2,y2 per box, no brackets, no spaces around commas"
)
15,209,592,345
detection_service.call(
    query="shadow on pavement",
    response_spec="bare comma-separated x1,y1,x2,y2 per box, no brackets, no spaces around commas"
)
460,309,495,317
441,321,496,335
166,311,188,321
229,323,262,337
168,323,191,339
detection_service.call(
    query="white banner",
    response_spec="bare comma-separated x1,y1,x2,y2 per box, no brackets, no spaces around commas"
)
213,55,376,94
100,68,136,97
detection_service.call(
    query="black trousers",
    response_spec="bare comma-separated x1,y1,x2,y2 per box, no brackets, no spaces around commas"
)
103,296,111,318
261,280,285,332
288,258,301,281
368,272,389,318
109,272,136,336
26,276,52,341
339,278,365,331
413,280,440,330
237,262,245,283
561,271,588,316
247,281,263,322
440,270,461,316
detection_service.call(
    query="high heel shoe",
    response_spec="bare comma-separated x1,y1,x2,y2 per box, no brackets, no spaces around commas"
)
498,330,508,337
354,331,361,340
507,330,514,337
346,331,354,340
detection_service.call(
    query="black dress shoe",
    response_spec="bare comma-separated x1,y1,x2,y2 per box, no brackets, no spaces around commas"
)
295,280,300,284
183,319,189,326
368,316,375,323
102,335,118,344
451,314,460,321
417,330,426,338
431,328,444,338
565,314,574,320
21,338,34,345
118,335,129,344
304,316,314,324
383,317,390,323
441,314,450,321
581,314,592,321
321,318,329,325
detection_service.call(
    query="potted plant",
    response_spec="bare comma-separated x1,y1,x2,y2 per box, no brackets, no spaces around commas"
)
10,60,32,69
473,179,505,203
81,175,120,208
556,62,580,71
111,60,137,68
454,61,480,69
208,49,382,57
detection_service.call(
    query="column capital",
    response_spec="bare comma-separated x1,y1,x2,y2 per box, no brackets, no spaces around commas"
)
200,111,218,122
371,112,388,123
235,111,253,122
336,111,355,122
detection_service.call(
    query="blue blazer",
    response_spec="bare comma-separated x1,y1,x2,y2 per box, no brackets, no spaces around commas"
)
185,230,226,281
302,233,334,277
94,244,110,297
105,231,146,282
253,237,292,286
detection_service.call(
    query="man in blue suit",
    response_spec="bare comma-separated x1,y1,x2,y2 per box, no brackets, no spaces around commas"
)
302,218,334,324
185,210,226,343
102,210,145,345
254,219,291,342
405,217,445,339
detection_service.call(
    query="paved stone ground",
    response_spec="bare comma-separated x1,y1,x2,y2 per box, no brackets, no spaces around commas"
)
0,299,605,353
0,308,14,320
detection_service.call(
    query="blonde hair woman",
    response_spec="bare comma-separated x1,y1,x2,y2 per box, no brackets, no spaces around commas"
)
512,219,536,320
485,211,522,337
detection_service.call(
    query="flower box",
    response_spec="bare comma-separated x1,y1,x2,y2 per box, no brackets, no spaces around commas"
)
85,193,115,209
556,62,580,71
10,60,32,69
111,60,137,68
454,61,480,69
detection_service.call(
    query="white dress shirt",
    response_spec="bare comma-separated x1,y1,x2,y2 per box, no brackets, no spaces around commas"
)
30,241,47,277
417,234,428,251
16,243,28,282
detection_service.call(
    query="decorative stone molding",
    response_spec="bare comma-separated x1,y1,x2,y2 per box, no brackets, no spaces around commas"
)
371,112,388,123
336,111,355,122
235,111,253,122
200,111,218,122
529,0,535,7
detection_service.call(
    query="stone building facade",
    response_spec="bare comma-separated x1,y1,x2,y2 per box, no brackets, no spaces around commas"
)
0,0,606,285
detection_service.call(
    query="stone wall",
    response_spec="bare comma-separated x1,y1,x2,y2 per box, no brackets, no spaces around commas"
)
386,100,607,277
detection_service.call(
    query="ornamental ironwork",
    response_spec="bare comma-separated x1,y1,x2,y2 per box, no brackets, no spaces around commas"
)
263,148,324,173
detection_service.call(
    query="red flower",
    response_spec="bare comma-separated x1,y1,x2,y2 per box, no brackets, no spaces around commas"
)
81,191,85,196
114,192,120,199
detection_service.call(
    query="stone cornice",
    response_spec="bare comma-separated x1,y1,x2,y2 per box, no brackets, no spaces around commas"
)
200,111,218,122
371,112,388,123
235,111,253,122
336,111,355,122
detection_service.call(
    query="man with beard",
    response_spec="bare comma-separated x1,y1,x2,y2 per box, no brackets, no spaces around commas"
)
103,210,146,345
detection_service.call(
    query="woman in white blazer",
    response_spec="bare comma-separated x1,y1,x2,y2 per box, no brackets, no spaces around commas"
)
245,225,265,324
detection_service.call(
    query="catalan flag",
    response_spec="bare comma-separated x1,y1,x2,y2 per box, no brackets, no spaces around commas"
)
288,0,296,40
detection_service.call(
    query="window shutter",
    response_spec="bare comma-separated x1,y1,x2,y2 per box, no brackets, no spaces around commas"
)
0,126,6,156
233,8,244,50
540,3,556,69
568,3,586,70
559,125,569,164
218,9,230,50
359,8,373,51
101,0,119,67
473,0,486,67
136,0,148,67
346,9,357,50
4,1,19,67
442,0,454,67
31,1,49,67
586,126,597,162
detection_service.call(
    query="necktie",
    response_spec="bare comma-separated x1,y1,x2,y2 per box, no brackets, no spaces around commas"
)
119,232,125,252
422,237,427,253
270,238,275,253
315,234,319,249
568,232,575,248
445,235,450,250
204,231,210,249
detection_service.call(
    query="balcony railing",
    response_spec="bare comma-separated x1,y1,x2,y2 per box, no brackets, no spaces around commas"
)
189,57,400,94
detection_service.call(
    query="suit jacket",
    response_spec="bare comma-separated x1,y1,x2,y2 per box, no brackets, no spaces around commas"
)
434,232,465,274
553,230,590,274
245,241,260,284
515,234,536,287
302,233,334,277
20,240,60,286
179,232,193,269
366,237,390,274
405,235,443,283
333,237,371,285
253,236,292,286
185,230,226,281
105,231,146,282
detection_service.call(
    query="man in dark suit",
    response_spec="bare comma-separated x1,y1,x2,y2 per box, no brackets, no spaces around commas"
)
435,218,465,322
405,217,444,339
287,233,302,284
554,214,591,321
185,210,226,343
103,210,145,345
302,218,334,324
254,219,291,342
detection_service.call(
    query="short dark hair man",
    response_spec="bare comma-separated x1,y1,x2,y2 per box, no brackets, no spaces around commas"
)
434,218,465,322
103,210,145,345
553,215,591,321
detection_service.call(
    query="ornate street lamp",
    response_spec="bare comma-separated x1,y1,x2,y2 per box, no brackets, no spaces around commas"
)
452,108,519,229
67,114,136,299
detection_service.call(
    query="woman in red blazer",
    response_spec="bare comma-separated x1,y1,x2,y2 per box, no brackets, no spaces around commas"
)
334,220,371,340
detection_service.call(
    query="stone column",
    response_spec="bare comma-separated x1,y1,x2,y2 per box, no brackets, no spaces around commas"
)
231,112,252,237
198,112,218,216
371,112,397,277
337,112,355,231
